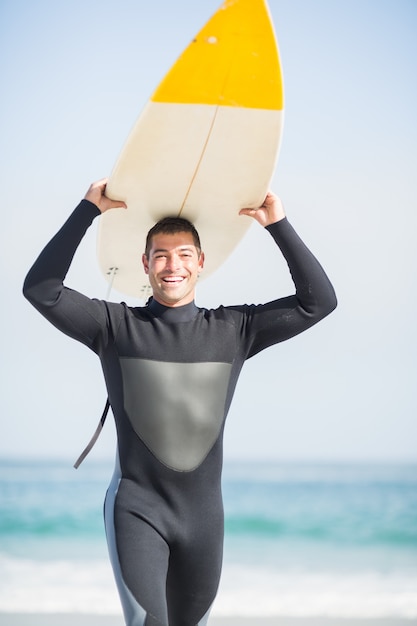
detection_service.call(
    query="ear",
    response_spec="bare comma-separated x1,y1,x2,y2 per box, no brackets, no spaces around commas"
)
142,253,149,275
198,251,205,272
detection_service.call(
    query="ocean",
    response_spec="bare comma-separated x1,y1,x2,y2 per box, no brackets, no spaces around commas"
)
0,458,416,618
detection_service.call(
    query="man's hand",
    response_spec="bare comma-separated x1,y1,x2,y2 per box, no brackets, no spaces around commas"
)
239,191,285,227
84,178,127,213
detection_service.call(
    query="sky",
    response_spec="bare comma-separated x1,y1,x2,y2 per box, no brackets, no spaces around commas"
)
1,0,416,464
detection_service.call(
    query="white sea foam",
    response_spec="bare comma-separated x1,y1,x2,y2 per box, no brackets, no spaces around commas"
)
0,556,119,614
215,563,417,618
1,555,416,618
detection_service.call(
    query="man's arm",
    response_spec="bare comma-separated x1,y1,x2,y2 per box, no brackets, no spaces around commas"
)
23,180,126,351
236,191,337,357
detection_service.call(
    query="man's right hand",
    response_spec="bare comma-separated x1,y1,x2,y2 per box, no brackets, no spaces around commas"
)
84,178,127,213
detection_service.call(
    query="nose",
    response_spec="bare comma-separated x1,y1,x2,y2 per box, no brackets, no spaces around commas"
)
165,253,181,272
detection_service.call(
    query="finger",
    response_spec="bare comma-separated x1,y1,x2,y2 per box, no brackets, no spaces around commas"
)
89,178,108,191
103,195,127,209
239,207,258,216
261,192,275,206
110,199,127,209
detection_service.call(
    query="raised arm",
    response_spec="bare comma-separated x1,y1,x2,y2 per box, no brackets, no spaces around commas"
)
236,192,337,357
23,180,126,351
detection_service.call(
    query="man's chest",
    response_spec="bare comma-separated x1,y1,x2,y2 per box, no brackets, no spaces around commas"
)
114,314,239,364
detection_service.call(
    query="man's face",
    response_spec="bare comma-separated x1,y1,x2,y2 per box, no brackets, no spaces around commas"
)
142,231,204,307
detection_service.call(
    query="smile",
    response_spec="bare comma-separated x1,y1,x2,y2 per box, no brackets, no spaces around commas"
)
162,276,185,283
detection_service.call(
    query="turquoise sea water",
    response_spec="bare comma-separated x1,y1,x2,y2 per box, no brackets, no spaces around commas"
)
1,459,416,617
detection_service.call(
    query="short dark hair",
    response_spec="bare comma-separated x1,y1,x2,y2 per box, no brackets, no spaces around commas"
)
144,217,201,257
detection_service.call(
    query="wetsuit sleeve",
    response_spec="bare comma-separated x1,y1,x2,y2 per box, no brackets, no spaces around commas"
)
237,217,337,358
23,199,115,352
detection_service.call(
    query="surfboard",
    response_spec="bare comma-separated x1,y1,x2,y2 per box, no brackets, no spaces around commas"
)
99,0,284,299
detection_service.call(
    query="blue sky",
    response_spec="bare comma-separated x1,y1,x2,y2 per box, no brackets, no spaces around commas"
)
1,0,416,463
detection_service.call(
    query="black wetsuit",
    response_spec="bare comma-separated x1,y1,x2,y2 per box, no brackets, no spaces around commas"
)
23,200,336,626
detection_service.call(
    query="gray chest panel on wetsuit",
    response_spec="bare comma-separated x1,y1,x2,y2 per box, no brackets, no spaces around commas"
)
120,358,232,471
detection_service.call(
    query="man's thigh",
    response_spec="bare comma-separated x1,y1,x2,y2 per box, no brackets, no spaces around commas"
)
166,529,223,625
115,512,171,624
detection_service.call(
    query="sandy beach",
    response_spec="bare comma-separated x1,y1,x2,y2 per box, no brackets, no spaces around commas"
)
0,616,416,626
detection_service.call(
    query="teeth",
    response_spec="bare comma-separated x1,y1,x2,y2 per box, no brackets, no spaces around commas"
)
163,277,183,283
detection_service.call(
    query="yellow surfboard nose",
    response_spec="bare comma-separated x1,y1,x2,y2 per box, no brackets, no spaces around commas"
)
151,0,284,110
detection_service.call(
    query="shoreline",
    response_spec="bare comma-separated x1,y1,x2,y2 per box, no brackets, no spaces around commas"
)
0,615,416,626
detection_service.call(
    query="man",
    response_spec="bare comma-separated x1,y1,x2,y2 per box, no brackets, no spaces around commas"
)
23,178,336,625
